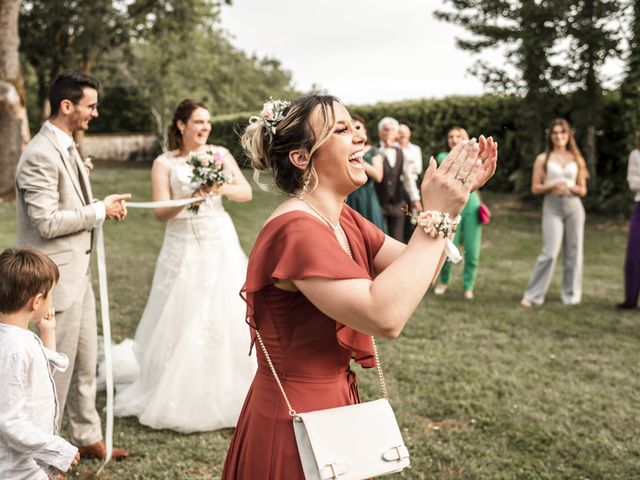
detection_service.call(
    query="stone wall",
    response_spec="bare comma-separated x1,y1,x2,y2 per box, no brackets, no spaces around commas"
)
81,133,160,162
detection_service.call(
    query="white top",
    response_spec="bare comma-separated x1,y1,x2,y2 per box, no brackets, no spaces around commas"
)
44,121,106,225
154,146,232,220
402,143,423,179
545,160,578,189
377,142,420,202
628,149,640,202
0,324,77,479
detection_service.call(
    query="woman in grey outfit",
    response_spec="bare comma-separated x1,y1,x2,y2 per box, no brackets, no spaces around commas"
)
521,119,589,307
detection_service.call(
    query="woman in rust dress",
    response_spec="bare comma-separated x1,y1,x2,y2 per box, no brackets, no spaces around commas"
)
222,95,497,479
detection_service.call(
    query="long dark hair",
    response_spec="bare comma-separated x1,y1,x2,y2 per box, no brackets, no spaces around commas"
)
168,99,208,150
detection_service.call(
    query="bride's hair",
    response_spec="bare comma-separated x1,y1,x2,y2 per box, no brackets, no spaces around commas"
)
168,99,208,150
242,95,339,193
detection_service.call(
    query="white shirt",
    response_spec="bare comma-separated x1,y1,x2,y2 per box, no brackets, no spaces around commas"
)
44,121,106,225
0,324,77,480
401,143,423,179
628,149,640,202
378,142,421,202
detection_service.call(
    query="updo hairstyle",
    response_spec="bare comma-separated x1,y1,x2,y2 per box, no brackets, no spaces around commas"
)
242,95,340,194
168,99,208,150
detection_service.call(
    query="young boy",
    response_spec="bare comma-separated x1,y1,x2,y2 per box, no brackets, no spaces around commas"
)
0,248,80,479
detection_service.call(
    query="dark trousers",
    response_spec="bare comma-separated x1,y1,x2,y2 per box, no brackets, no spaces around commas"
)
385,215,405,242
623,202,640,306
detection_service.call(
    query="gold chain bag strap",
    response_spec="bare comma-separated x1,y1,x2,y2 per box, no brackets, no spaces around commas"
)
253,228,410,479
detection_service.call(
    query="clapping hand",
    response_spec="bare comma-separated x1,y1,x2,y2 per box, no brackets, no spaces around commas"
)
104,193,131,221
420,136,498,217
472,135,498,191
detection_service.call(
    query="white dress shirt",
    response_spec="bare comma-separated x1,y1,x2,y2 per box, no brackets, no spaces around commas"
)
628,149,640,202
378,142,421,202
0,324,77,479
44,121,106,225
402,143,423,179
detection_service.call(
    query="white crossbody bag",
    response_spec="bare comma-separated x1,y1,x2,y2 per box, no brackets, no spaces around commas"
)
255,331,410,480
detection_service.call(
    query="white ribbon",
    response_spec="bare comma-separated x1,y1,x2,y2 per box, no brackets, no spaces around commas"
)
444,238,463,263
125,197,205,209
94,196,203,474
95,225,113,475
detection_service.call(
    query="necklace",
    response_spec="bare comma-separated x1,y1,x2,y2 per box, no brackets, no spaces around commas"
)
291,195,353,259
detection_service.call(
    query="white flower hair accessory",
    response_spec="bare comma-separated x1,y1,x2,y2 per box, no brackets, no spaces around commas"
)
252,97,291,142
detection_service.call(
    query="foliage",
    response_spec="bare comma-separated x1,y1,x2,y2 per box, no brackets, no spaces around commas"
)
210,94,633,214
18,0,297,142
19,0,131,121
2,166,638,479
435,0,631,191
434,0,564,161
620,0,640,147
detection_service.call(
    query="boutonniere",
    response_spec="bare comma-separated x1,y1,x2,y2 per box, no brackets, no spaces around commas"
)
83,156,94,174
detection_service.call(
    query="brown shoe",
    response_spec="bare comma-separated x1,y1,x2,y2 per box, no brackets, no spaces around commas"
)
77,440,129,461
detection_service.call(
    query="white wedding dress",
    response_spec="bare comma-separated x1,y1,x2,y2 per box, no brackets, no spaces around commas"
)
111,149,256,433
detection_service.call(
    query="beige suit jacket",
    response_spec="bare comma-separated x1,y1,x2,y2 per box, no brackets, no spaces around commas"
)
16,124,97,312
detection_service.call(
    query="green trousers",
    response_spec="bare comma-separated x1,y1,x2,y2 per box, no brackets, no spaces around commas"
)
439,192,482,291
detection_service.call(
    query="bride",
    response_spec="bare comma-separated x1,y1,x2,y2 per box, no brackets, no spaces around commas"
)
112,99,256,433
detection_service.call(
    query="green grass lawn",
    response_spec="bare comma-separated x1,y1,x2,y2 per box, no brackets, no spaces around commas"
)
1,164,638,479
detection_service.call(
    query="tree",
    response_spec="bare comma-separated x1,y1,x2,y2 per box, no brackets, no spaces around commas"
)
436,0,629,191
435,0,564,186
20,0,132,123
621,0,640,147
561,0,627,188
0,0,28,196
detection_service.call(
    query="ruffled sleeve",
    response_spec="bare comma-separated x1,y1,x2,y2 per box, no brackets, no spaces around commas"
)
242,208,386,368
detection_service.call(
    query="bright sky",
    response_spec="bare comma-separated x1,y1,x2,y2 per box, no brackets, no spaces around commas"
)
220,0,626,106
219,0,490,105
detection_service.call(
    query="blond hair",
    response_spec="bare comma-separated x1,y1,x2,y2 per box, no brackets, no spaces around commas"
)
242,95,340,194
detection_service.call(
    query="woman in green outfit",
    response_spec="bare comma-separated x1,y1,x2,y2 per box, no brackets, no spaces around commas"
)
346,115,386,231
434,126,482,299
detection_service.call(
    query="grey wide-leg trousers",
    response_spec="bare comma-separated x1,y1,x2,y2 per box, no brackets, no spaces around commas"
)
523,195,585,305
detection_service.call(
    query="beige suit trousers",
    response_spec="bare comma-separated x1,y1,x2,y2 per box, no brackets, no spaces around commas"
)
54,272,102,446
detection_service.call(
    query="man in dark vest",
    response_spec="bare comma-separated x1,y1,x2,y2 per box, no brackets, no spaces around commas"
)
374,116,422,241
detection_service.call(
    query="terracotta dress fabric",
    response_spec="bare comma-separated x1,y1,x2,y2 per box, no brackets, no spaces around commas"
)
222,206,386,479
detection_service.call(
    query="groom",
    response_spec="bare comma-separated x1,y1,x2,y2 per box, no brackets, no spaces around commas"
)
15,70,130,460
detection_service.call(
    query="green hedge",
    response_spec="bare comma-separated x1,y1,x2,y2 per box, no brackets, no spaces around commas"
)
210,95,634,214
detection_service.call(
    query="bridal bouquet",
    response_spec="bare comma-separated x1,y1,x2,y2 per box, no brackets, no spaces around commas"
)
188,149,233,213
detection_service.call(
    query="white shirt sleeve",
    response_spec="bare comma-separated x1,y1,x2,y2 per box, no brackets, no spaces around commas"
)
402,160,421,202
0,353,78,473
92,201,106,226
628,150,640,193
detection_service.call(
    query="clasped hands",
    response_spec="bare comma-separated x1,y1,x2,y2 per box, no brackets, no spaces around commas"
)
103,193,131,221
549,181,582,196
191,184,224,205
420,136,498,216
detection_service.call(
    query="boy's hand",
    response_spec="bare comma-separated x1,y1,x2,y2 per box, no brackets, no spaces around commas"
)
35,308,56,332
70,451,80,468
